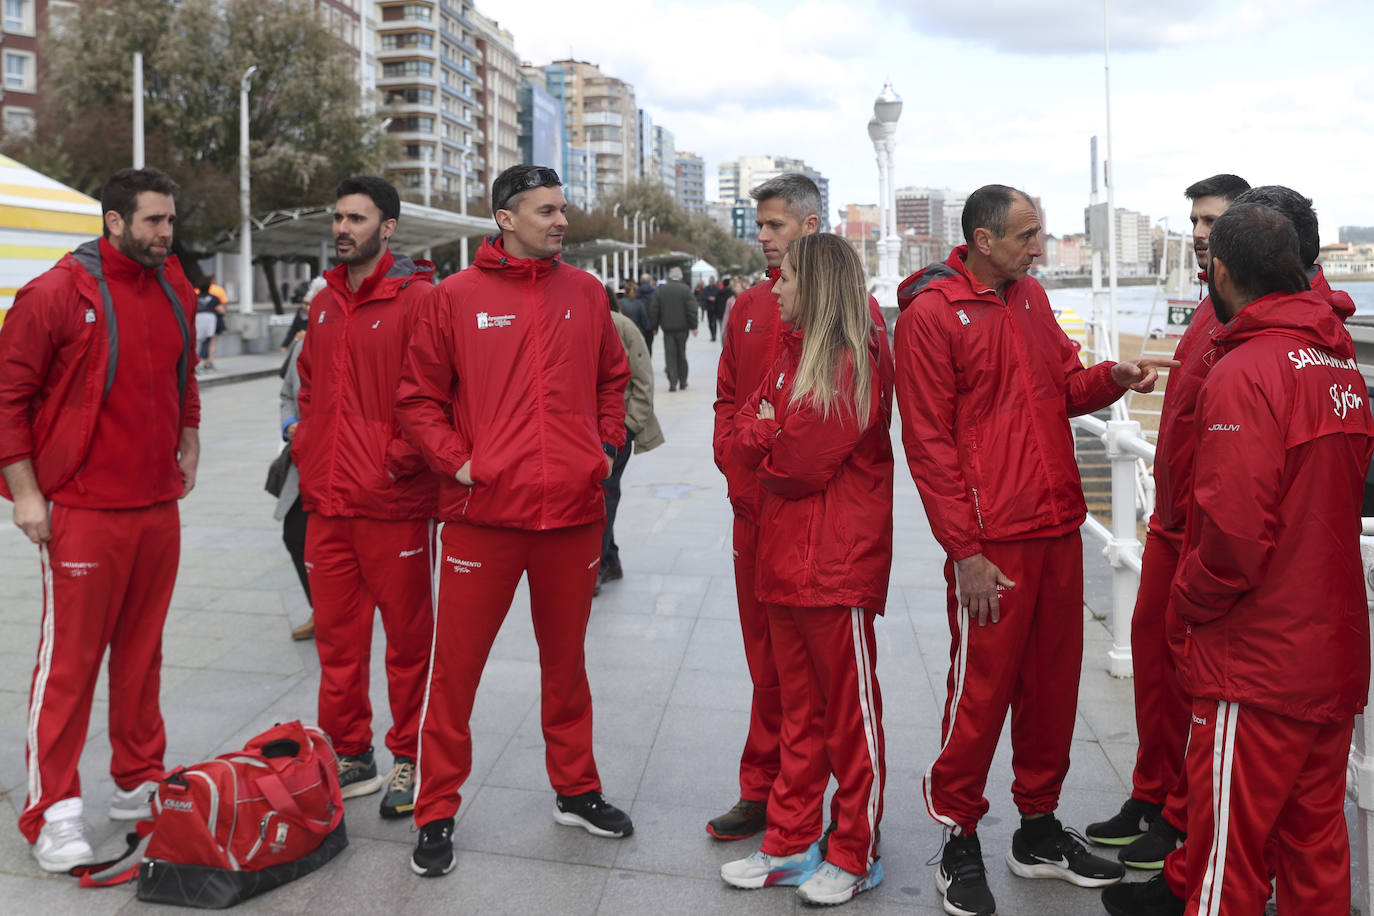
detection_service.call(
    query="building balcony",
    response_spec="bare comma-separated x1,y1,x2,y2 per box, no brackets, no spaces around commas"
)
587,141,622,155
376,46,438,61
582,111,622,128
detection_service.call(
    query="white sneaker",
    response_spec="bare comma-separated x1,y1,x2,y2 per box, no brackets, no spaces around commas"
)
796,860,885,905
110,779,159,820
32,797,96,873
720,842,821,889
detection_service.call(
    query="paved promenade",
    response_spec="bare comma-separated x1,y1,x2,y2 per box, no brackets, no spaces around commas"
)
1,333,1155,914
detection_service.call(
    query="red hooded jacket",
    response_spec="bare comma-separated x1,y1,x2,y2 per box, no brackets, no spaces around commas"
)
714,269,889,523
394,236,629,529
893,246,1125,560
294,250,438,520
1151,266,1355,544
1173,289,1374,723
0,238,199,504
732,323,894,611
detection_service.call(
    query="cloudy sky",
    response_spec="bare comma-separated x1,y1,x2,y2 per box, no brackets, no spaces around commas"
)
499,0,1372,243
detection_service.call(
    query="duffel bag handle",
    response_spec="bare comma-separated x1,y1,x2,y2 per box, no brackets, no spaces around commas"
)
253,772,337,836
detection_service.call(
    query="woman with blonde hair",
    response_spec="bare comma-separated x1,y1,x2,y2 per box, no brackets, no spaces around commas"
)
719,232,894,905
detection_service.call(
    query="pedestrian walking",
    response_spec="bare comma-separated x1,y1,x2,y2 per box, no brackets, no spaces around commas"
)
649,266,697,391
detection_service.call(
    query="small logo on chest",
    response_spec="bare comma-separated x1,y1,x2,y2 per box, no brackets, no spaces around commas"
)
956,309,970,326
745,319,754,333
776,372,786,390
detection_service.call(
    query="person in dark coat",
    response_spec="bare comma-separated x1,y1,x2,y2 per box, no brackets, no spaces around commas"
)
648,266,698,391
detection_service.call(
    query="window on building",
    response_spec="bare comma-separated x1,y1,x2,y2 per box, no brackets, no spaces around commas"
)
381,32,431,50
381,60,433,79
3,105,34,138
4,51,32,91
4,0,25,31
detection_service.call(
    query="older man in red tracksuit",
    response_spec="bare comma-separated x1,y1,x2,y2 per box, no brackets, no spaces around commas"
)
895,185,1172,916
0,168,199,872
395,165,631,878
293,177,437,819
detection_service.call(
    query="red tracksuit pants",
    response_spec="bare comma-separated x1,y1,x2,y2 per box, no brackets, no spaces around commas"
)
306,514,434,759
1162,700,1352,916
759,605,884,878
924,531,1083,835
413,520,603,826
1130,527,1191,830
19,502,178,843
731,515,782,802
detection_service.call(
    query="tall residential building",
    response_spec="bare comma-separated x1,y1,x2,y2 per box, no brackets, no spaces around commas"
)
718,155,830,230
516,77,563,172
674,151,705,214
895,186,948,250
635,111,675,194
1085,203,1153,275
942,192,969,254
472,10,520,196
376,0,488,207
541,59,637,202
0,0,52,139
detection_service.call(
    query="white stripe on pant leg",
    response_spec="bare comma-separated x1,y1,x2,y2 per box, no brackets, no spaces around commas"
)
923,603,969,833
850,608,882,866
1198,700,1239,916
24,543,57,813
412,521,444,813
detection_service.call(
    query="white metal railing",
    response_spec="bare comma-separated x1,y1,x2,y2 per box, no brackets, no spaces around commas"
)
1074,415,1374,914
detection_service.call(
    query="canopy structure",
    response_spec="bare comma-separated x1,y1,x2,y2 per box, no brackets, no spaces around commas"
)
211,201,491,263
0,154,102,320
689,258,719,285
560,238,639,282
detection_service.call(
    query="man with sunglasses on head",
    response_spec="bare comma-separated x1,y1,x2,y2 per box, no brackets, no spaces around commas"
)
396,164,632,878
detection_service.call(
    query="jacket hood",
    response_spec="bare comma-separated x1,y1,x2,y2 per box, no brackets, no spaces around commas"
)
1310,265,1356,321
897,245,969,311
474,235,562,277
324,249,434,303
1217,289,1355,357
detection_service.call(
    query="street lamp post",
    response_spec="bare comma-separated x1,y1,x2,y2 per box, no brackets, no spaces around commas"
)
631,210,642,281
869,81,903,309
238,64,258,315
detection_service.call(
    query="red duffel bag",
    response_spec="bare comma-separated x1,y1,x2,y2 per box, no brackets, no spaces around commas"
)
136,721,348,908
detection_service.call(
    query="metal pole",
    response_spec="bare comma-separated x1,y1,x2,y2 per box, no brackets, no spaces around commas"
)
632,211,641,280
132,53,144,169
1104,419,1141,677
1103,0,1120,363
238,65,258,315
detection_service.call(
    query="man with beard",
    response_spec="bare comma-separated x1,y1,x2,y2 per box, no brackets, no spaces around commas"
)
292,176,437,819
1087,174,1250,871
1106,203,1374,916
0,167,200,870
396,165,632,878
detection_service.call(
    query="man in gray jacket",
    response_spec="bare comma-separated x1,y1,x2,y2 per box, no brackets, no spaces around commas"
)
648,266,698,391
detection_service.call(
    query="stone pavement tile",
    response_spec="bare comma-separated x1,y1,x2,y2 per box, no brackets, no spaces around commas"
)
589,662,679,709
652,703,746,750
681,616,757,673
0,871,134,914
637,741,740,811
450,784,625,868
486,731,650,800
667,665,754,713
519,696,664,751
406,848,608,915
599,870,806,915
610,798,749,880
592,584,707,619
700,575,741,620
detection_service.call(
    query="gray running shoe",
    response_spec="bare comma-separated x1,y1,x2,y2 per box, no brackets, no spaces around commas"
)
379,757,415,819
337,748,384,799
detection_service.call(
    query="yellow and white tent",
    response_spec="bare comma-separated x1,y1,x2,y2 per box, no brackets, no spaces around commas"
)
0,154,102,325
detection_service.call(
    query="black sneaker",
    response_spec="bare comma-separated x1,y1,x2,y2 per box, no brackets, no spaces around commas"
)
410,817,456,877
1101,874,1185,916
553,791,634,838
1006,816,1124,887
936,833,996,916
1119,816,1184,870
1086,797,1161,846
705,798,765,840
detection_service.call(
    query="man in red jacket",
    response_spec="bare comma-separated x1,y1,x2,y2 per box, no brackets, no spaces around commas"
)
709,172,820,841
395,165,632,878
895,184,1174,916
1087,174,1250,869
0,167,199,871
293,176,437,820
1112,203,1374,916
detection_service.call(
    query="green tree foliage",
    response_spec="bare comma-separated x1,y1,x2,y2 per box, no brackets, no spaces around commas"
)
568,181,765,277
5,0,393,250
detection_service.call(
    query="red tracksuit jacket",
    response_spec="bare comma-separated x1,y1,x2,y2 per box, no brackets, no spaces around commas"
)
1173,289,1374,724
1152,266,1355,543
294,250,438,520
714,270,890,524
394,236,629,529
732,325,895,612
0,238,199,502
894,246,1124,559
